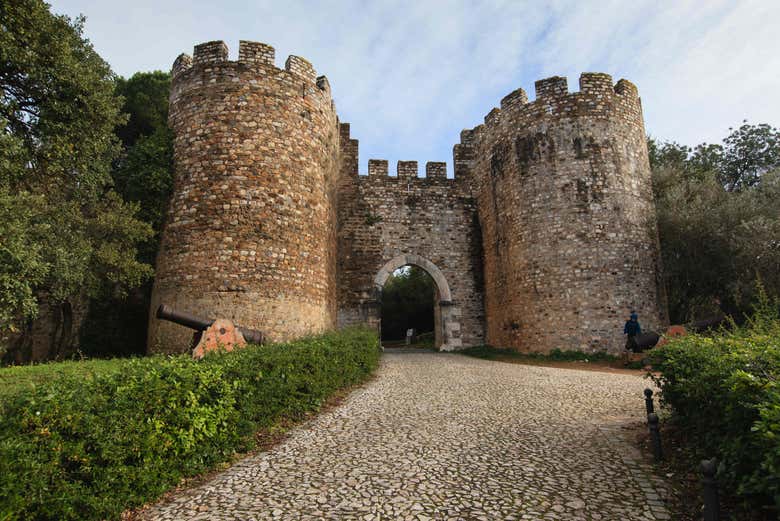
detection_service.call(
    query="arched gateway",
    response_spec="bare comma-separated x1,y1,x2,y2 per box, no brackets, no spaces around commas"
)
335,151,486,351
374,254,460,350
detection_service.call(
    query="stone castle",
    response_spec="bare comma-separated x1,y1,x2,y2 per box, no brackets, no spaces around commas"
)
148,39,668,354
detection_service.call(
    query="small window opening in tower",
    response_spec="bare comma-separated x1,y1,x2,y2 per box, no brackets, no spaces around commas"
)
380,265,436,349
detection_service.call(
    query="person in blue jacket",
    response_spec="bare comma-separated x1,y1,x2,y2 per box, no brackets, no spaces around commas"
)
624,312,642,352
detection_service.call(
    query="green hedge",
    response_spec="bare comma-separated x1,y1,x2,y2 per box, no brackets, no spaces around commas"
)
649,306,780,507
0,327,379,520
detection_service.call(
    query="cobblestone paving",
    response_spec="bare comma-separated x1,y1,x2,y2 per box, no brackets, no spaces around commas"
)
141,351,671,520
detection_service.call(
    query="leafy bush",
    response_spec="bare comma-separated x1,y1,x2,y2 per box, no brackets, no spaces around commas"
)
0,327,379,520
649,294,780,507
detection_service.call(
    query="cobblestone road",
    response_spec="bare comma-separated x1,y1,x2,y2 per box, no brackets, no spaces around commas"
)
141,351,670,520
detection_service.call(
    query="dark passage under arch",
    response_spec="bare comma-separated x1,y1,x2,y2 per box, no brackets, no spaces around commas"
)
373,254,461,350
380,265,435,345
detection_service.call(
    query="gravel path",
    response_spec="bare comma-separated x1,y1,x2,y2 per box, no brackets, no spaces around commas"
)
141,351,671,520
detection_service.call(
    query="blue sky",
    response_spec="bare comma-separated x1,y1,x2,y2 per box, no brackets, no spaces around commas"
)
51,0,780,176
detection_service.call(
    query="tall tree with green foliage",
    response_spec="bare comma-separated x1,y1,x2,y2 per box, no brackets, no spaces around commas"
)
650,122,780,191
112,71,173,262
0,0,153,359
78,72,174,357
649,123,780,323
114,72,171,147
719,122,780,191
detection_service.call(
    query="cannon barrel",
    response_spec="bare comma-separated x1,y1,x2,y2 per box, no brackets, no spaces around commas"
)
155,305,264,345
635,331,660,350
240,329,264,345
690,315,726,333
156,304,211,331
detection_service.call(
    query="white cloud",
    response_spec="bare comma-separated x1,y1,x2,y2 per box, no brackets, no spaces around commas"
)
528,0,780,146
51,0,780,171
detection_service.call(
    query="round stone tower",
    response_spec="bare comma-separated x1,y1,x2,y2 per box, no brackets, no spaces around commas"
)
148,40,340,352
468,73,668,354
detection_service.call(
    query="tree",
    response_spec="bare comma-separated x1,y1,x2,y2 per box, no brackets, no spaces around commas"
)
650,125,780,323
112,72,174,262
114,71,170,147
0,0,153,359
719,122,780,191
650,123,780,192
79,72,174,357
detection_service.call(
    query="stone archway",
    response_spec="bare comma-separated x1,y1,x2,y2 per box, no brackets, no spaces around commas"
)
374,254,462,351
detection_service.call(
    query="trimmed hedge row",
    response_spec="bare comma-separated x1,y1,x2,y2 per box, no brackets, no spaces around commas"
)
0,327,379,520
649,308,780,508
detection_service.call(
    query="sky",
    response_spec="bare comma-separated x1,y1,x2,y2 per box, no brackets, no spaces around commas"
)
51,0,780,177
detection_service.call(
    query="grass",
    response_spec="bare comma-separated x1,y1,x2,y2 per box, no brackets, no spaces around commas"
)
0,357,127,398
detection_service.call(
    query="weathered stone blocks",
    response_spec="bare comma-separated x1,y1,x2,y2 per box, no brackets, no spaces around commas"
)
148,40,339,352
466,73,668,353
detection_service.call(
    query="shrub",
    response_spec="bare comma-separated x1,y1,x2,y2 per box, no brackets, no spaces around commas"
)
649,294,780,508
0,327,379,520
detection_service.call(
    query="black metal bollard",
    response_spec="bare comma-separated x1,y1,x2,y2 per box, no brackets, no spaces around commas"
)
644,388,655,415
647,413,663,461
700,458,720,521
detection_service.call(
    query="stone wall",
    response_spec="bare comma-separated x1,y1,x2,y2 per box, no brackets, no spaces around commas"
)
463,73,668,353
149,37,666,357
148,40,340,353
336,124,485,349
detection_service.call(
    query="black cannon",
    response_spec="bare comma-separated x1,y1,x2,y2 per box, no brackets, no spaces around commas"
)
156,304,264,345
634,331,660,351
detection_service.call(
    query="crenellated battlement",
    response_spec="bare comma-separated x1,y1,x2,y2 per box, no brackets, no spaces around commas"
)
453,128,477,180
363,160,456,184
615,78,638,97
339,122,352,142
500,88,528,111
237,40,275,66
426,162,447,180
534,76,568,99
367,159,388,176
285,55,316,82
484,107,502,127
476,73,642,130
172,53,192,77
193,40,228,65
578,72,614,96
397,160,418,179
170,39,328,87
339,124,467,187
